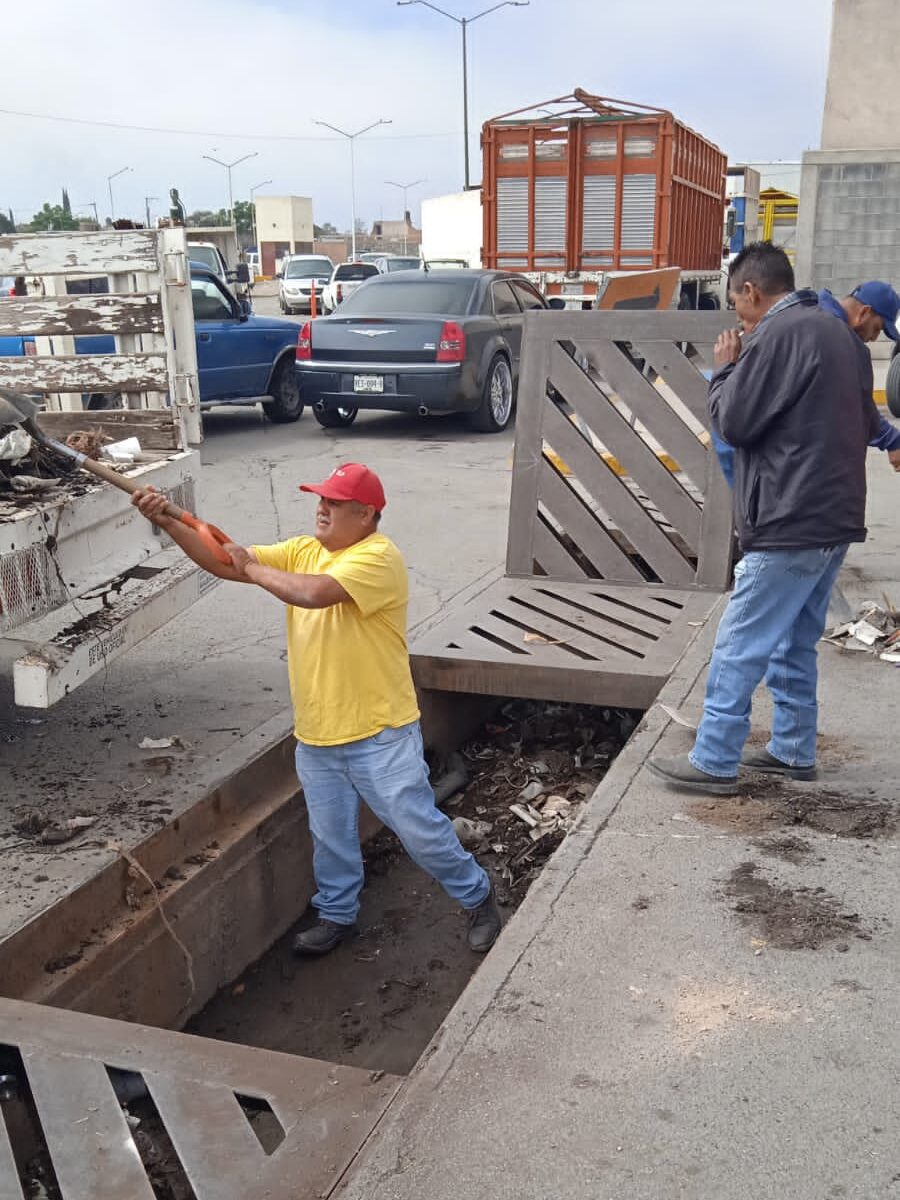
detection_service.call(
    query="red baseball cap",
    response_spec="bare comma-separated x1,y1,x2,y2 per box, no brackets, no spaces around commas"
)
299,462,387,511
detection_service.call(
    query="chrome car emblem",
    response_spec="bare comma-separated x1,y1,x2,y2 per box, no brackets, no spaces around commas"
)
349,328,396,338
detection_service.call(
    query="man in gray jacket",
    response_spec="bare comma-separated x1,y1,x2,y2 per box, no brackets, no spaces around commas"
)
649,242,880,795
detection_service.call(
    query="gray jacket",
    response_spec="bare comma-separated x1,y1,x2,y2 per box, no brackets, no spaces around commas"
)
709,291,880,552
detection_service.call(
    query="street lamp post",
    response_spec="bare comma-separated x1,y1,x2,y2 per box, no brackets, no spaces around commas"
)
144,196,159,229
385,179,426,253
249,179,273,255
397,1,529,189
313,119,392,260
77,201,99,226
106,166,131,222
202,150,259,231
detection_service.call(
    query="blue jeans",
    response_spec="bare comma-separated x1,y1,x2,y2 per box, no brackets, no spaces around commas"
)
690,545,848,778
295,720,490,925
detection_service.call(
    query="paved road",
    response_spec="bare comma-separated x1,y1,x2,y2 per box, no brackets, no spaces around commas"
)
0,286,514,937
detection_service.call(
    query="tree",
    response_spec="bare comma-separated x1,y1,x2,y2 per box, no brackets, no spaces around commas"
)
0,210,14,235
29,203,78,232
315,221,339,238
186,208,227,227
61,188,72,217
232,200,253,234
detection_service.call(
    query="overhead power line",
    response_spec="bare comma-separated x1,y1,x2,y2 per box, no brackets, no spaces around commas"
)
0,106,457,142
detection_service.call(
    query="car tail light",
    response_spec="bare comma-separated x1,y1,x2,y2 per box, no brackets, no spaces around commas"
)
436,320,465,363
295,321,312,361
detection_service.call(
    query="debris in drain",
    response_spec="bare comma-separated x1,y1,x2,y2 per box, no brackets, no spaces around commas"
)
722,861,868,950
188,700,637,1078
440,700,636,894
824,599,900,662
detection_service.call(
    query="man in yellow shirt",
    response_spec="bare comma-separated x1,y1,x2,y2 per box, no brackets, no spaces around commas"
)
132,463,500,956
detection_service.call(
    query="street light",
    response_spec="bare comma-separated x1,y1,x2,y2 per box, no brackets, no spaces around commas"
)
107,166,131,222
77,201,99,226
249,179,272,255
397,1,529,189
202,151,259,228
313,119,392,260
385,179,426,253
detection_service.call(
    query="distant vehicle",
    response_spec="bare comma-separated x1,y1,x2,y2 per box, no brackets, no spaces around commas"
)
278,255,335,314
424,258,470,270
294,268,550,432
375,255,422,274
187,241,251,297
245,251,261,278
356,252,384,265
321,262,380,314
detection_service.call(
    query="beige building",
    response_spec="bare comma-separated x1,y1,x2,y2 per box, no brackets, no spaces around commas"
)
254,196,314,276
796,0,900,302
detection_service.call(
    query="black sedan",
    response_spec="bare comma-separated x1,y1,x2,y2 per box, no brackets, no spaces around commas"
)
294,269,554,432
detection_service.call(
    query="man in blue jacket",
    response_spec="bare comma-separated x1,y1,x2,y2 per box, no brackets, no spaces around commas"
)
712,278,900,485
649,243,880,795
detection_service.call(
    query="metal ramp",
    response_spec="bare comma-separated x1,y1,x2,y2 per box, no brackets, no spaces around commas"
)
412,311,734,707
0,997,400,1200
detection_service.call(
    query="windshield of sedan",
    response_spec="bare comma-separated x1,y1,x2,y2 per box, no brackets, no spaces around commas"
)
285,259,332,279
336,279,477,316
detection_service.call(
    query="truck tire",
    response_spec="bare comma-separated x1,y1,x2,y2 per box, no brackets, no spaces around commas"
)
467,354,514,433
262,359,304,424
887,347,900,418
313,405,358,428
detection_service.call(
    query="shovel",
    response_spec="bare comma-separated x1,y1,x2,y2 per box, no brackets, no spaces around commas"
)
0,388,233,565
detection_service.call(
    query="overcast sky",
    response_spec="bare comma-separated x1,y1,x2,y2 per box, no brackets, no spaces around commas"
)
2,0,832,232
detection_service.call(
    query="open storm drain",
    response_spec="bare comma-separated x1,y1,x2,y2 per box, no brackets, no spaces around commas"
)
187,700,639,1079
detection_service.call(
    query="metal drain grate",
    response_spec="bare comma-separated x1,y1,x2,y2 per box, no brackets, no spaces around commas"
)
0,998,400,1200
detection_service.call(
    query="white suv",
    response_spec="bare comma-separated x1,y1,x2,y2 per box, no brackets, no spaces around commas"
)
278,255,335,314
321,262,380,314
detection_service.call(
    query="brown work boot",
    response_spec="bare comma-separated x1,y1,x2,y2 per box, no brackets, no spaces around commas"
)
292,919,357,957
467,887,501,953
741,748,817,781
647,753,738,796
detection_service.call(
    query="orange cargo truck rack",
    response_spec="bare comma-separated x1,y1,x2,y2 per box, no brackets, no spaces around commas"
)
481,88,727,277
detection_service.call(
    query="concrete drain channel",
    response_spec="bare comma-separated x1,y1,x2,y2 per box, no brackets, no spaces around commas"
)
0,697,638,1199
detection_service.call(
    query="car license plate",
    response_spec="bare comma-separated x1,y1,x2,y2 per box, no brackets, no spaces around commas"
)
354,374,384,394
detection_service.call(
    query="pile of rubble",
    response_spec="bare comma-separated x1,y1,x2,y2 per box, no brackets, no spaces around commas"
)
824,600,900,663
442,699,638,897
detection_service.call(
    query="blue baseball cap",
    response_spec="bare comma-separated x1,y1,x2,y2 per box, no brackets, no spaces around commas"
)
851,281,900,341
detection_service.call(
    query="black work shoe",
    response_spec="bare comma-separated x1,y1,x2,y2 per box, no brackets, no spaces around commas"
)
467,887,501,954
292,919,357,957
741,748,817,781
647,753,738,796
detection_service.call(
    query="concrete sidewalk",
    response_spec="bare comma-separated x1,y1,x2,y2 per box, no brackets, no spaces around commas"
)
337,454,900,1200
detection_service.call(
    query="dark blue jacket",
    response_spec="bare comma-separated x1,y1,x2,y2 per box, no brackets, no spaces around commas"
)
709,290,880,551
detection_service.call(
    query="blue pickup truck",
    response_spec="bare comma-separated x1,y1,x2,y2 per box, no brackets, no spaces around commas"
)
0,264,304,423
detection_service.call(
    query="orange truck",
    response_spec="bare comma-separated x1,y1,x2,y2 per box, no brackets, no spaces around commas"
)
479,88,728,310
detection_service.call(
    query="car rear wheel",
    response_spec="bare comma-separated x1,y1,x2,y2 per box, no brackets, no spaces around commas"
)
887,347,900,417
262,358,304,424
468,354,514,433
313,405,358,429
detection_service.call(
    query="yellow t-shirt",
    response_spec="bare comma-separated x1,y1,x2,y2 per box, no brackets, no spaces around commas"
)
251,532,420,746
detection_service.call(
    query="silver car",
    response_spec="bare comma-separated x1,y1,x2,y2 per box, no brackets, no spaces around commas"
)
278,256,335,314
